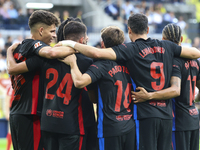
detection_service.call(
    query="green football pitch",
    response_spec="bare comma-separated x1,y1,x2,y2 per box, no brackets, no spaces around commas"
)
0,138,200,150
0,138,13,150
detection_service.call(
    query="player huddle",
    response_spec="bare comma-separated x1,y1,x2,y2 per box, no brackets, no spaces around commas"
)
6,10,200,150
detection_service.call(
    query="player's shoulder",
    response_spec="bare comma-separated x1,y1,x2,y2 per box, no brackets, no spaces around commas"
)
76,53,93,63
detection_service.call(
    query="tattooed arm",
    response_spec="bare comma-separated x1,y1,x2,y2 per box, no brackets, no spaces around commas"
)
131,76,181,103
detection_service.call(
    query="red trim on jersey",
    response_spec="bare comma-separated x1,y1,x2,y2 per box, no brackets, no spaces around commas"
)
33,116,41,150
83,87,87,91
31,72,40,114
78,90,85,135
79,135,83,150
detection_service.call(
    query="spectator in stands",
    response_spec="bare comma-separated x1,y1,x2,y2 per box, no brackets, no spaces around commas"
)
192,37,200,50
62,10,69,22
0,33,5,51
0,2,9,21
145,6,153,25
163,11,177,24
76,10,82,20
5,35,12,49
104,0,120,20
17,8,28,28
0,53,6,72
13,35,23,44
3,0,12,10
152,4,163,33
54,11,60,19
176,16,187,33
27,8,34,18
122,0,134,19
7,3,18,25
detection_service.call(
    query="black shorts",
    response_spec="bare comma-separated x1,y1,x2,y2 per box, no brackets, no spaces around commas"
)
81,124,98,150
42,130,82,150
9,114,42,150
172,129,199,150
137,118,172,150
98,127,136,150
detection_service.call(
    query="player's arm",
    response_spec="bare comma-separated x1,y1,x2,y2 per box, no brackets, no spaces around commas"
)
38,46,75,59
132,76,181,103
56,40,117,60
4,94,11,121
7,43,29,75
195,80,200,102
60,54,92,88
180,46,200,59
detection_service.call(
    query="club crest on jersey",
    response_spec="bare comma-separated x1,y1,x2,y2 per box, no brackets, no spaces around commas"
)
34,42,42,48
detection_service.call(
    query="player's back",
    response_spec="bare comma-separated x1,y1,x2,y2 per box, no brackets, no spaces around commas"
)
112,38,182,120
172,57,200,131
40,53,93,135
86,59,134,138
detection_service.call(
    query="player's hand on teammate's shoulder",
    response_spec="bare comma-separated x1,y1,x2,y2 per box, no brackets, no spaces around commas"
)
8,42,21,52
58,54,77,66
54,42,62,47
131,87,150,103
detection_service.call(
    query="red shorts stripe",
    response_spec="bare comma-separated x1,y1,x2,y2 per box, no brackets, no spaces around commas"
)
33,116,41,150
79,135,83,150
78,90,85,135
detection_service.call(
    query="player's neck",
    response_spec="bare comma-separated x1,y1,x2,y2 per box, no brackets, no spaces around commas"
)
131,34,148,42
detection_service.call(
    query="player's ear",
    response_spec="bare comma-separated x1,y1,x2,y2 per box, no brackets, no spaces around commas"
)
147,26,149,34
128,27,132,35
162,36,166,40
101,40,105,48
180,36,183,43
39,27,43,36
79,37,84,44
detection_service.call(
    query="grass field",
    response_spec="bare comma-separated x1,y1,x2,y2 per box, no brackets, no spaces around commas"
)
0,138,13,150
0,138,200,150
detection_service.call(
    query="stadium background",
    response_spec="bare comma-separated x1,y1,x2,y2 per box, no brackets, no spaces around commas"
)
0,0,200,149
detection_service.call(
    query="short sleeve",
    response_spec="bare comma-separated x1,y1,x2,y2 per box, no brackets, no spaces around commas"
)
173,45,182,57
112,43,134,61
172,58,182,79
86,61,106,83
26,55,44,72
31,40,49,55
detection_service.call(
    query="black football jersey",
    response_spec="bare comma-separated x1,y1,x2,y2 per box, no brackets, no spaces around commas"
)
10,39,48,115
26,53,93,135
86,60,135,138
172,58,200,131
112,38,182,120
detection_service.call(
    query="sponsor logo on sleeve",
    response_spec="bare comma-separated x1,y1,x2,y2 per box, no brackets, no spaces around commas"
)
34,42,42,49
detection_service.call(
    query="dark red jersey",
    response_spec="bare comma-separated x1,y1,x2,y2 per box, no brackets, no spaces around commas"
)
172,58,200,131
26,53,93,135
112,38,182,120
86,60,135,138
10,39,48,115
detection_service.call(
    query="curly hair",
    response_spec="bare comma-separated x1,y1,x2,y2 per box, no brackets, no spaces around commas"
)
162,23,182,44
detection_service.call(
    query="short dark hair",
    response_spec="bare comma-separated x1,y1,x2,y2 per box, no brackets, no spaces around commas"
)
101,26,124,48
128,13,148,34
162,24,182,44
57,17,82,42
62,21,87,42
28,10,60,29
